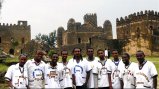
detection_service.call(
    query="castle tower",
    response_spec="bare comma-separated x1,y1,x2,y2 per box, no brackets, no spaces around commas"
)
57,27,64,47
103,20,113,39
67,18,76,31
83,13,97,27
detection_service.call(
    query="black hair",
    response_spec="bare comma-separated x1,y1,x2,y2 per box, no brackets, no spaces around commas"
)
72,47,83,60
87,47,94,51
136,50,145,55
122,52,130,59
61,50,68,55
19,54,28,59
112,49,118,53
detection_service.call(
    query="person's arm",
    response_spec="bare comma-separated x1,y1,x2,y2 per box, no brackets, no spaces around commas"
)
108,73,113,89
85,70,91,85
120,78,123,89
72,74,76,85
5,80,13,88
4,65,14,88
152,75,158,89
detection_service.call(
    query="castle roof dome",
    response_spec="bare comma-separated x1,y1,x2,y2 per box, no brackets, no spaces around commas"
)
68,18,75,24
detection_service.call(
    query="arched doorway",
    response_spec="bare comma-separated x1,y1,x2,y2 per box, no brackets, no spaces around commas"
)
9,49,14,55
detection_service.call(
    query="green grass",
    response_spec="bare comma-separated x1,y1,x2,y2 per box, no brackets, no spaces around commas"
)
0,64,8,72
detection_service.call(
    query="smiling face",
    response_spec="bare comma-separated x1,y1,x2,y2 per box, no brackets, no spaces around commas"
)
112,50,119,59
122,53,130,65
97,50,105,60
19,55,27,67
61,51,68,60
73,48,81,57
51,53,59,63
87,48,94,57
136,51,145,64
34,50,44,62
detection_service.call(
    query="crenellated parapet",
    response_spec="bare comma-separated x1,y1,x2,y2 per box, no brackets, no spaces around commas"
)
0,21,30,30
116,10,159,26
83,13,97,27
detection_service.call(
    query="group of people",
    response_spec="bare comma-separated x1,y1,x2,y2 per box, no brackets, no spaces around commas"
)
4,48,158,89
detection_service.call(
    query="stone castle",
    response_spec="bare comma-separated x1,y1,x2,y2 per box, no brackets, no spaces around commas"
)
117,10,159,56
1,10,159,56
0,21,31,55
57,13,113,55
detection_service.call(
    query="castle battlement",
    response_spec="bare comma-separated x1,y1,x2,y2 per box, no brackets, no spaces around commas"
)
116,10,159,25
0,21,30,28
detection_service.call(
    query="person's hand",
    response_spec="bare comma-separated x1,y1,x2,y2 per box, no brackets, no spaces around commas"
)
82,82,87,89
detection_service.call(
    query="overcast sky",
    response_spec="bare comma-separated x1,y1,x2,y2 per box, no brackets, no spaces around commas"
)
0,0,158,39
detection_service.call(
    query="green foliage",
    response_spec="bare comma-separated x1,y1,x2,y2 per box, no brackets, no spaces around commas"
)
107,39,128,54
35,31,57,49
48,50,56,57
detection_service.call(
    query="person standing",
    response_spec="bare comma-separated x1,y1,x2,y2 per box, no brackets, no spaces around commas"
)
93,49,112,89
44,52,63,88
110,49,124,89
24,50,45,88
134,50,158,89
60,50,73,89
85,48,98,89
120,52,137,89
69,47,91,89
5,54,28,89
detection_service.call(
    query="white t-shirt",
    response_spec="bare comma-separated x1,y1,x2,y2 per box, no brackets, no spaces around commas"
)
44,63,63,88
119,62,137,89
5,63,28,88
92,59,112,88
69,58,92,86
134,61,158,88
59,62,73,88
86,57,99,88
110,59,125,89
24,59,45,88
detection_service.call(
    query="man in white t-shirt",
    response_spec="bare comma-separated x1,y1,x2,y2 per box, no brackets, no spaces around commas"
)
134,50,158,89
24,50,45,88
59,50,73,89
110,49,125,89
85,48,98,89
120,52,137,89
93,49,112,89
69,47,91,89
5,54,28,89
44,52,63,88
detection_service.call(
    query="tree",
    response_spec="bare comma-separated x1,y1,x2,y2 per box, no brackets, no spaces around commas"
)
34,30,57,50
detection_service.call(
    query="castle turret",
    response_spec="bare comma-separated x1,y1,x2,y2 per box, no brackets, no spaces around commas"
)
103,20,112,39
67,18,76,31
57,26,64,48
84,13,97,27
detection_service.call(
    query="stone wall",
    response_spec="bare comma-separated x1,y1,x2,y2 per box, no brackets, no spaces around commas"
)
117,10,159,56
0,21,31,55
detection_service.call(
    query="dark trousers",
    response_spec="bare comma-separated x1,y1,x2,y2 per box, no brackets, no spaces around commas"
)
99,87,109,89
64,87,73,89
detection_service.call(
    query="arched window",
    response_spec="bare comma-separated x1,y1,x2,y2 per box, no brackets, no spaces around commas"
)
89,38,91,44
22,37,25,44
0,37,1,43
136,27,140,38
78,38,81,43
